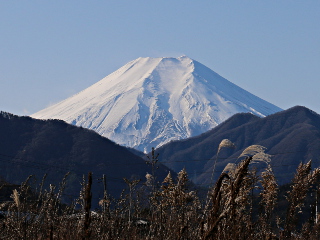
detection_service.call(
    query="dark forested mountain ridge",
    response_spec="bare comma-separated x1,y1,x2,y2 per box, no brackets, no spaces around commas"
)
0,111,171,203
155,106,320,185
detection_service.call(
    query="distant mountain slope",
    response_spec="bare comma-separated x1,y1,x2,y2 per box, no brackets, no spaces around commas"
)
155,106,320,185
0,111,171,203
32,56,282,152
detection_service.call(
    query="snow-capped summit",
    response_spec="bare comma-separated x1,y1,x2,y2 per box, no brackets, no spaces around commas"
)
31,56,282,152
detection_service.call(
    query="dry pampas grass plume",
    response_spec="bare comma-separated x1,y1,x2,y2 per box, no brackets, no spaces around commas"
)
210,139,236,186
238,145,271,164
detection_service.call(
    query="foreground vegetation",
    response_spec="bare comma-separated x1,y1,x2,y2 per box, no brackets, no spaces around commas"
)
1,144,320,239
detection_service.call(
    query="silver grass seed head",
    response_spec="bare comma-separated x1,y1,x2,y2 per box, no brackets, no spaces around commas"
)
223,163,237,174
163,171,173,184
178,168,188,184
252,151,271,164
218,139,236,152
239,145,267,159
145,173,153,186
12,189,20,209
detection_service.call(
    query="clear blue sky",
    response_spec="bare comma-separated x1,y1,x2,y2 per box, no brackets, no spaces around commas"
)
1,1,319,116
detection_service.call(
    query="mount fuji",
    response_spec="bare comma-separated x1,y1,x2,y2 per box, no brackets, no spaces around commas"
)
31,56,282,152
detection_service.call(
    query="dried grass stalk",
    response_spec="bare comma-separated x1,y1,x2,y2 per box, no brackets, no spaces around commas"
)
239,145,266,159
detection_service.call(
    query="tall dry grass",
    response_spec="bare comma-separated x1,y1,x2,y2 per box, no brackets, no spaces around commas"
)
1,143,320,239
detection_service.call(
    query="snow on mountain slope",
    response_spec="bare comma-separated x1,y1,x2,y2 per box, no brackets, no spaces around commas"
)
31,56,282,152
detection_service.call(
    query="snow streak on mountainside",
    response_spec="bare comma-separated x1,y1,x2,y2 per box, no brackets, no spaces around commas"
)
32,56,282,152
